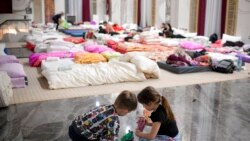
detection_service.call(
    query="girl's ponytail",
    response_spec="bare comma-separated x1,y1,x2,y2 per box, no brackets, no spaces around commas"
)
161,96,175,121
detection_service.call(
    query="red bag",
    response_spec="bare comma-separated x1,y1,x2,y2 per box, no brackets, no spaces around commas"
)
26,41,36,52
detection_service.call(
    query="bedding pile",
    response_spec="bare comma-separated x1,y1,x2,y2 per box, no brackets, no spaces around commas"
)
0,55,28,88
23,23,250,89
41,54,160,89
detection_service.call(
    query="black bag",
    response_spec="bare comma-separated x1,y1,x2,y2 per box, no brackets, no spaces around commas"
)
212,59,235,73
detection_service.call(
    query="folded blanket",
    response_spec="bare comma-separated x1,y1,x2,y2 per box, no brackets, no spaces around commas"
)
74,53,107,64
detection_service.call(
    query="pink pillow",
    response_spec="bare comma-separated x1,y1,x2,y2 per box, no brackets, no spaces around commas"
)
180,41,205,50
0,63,26,78
0,55,20,65
84,45,114,53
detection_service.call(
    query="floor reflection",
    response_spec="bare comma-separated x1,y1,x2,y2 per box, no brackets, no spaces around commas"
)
0,78,249,141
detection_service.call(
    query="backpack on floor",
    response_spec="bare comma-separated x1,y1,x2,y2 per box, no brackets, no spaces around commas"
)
212,59,235,73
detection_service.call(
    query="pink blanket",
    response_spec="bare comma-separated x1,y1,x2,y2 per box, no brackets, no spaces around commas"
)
84,44,115,53
180,41,205,50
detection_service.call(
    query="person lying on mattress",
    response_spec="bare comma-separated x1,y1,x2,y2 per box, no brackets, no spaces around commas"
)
159,23,172,38
68,90,138,141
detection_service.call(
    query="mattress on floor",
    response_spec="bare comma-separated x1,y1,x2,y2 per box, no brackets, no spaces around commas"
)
62,29,87,37
69,32,85,37
157,61,212,74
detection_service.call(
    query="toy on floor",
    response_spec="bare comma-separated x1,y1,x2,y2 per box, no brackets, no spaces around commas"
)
121,130,134,141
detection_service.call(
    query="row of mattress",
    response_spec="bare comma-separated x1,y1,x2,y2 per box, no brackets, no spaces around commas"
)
25,25,250,86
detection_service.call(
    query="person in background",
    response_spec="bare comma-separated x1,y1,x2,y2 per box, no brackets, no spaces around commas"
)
68,90,138,141
84,29,95,39
52,12,64,30
103,21,114,33
103,21,119,36
135,86,180,141
159,22,174,38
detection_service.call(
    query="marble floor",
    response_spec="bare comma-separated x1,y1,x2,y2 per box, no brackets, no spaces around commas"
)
0,78,249,141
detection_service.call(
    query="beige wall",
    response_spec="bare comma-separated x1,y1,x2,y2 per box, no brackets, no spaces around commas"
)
33,0,42,23
177,0,191,31
236,0,250,43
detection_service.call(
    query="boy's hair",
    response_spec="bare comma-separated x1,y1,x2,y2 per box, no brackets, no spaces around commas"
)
103,21,108,25
114,90,137,111
137,86,175,121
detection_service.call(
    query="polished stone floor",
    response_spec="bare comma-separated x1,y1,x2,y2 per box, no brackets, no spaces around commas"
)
0,78,249,141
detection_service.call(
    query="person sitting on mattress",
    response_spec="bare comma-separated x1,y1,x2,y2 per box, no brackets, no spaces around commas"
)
68,90,138,141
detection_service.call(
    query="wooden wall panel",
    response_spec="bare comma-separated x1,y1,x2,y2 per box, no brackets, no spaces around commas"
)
152,0,156,26
225,0,238,35
45,0,55,23
189,0,199,32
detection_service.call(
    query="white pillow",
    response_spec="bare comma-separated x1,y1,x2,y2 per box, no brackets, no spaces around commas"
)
173,28,186,36
119,52,149,62
47,45,71,53
161,39,179,46
184,32,197,38
0,43,6,55
222,34,242,44
193,36,209,41
130,56,160,79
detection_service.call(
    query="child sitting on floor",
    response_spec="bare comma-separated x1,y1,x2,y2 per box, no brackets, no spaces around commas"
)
68,90,138,141
135,86,180,141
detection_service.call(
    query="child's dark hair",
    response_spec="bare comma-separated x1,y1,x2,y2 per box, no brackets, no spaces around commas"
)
166,23,173,32
103,21,108,25
137,86,175,121
114,90,137,111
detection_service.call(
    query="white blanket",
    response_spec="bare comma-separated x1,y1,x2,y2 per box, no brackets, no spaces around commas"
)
42,60,147,89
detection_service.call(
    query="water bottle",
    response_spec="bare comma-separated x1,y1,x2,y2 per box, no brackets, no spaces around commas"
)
237,55,242,71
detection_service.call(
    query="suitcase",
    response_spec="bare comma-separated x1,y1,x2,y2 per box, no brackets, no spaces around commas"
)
0,71,13,107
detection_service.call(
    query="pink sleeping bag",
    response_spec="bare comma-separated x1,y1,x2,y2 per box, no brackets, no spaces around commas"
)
29,51,76,67
180,41,205,50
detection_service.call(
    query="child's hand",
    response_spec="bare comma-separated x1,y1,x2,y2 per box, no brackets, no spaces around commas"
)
135,129,142,137
145,117,153,126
